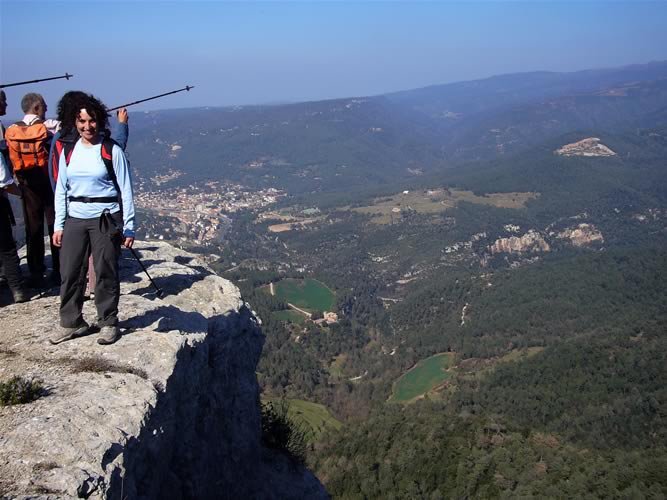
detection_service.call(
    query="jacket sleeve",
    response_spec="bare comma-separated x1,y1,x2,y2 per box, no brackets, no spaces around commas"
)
112,144,135,237
54,150,68,232
111,122,129,151
48,133,59,191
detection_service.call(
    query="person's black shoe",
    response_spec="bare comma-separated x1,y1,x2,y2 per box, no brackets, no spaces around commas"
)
11,287,31,303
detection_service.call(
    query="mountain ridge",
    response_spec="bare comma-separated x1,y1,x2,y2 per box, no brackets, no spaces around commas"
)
125,60,667,195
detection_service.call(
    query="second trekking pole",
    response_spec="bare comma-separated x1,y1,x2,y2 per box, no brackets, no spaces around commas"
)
100,208,163,298
129,248,164,298
108,86,194,111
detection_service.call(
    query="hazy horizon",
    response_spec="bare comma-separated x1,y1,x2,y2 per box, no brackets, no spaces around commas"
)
2,1,667,112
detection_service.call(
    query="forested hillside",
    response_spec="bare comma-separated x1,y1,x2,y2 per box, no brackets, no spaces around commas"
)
133,61,666,497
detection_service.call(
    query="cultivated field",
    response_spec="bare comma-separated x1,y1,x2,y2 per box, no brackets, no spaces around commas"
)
259,210,321,233
272,278,336,312
285,399,342,441
391,353,456,402
267,218,318,233
272,309,307,325
262,398,342,442
352,188,539,224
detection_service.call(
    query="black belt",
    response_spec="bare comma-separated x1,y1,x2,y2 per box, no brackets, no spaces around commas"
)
68,196,117,203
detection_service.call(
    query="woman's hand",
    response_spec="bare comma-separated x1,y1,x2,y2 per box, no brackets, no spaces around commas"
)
123,237,134,249
53,230,63,247
117,108,128,124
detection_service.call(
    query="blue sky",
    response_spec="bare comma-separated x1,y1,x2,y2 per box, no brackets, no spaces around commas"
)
2,1,667,112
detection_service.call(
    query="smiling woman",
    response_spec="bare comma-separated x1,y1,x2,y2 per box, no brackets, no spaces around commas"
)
75,109,99,144
50,92,136,346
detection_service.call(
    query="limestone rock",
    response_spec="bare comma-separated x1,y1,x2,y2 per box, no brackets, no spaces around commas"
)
489,230,550,255
557,223,604,247
0,241,326,499
554,137,616,157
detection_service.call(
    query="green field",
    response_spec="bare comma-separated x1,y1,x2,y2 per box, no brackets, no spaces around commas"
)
264,398,342,441
391,353,455,402
273,278,335,312
272,309,307,325
352,189,539,224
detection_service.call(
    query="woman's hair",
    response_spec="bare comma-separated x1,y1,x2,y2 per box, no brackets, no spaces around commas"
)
57,91,109,135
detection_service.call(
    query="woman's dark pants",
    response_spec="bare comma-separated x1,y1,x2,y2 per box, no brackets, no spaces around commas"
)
59,213,122,328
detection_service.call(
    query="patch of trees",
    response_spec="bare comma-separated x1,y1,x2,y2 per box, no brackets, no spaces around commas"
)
458,246,667,357
455,329,667,450
313,402,667,499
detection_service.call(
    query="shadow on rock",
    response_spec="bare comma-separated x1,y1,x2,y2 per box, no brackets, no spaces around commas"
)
120,305,209,335
104,307,308,500
123,258,167,270
174,256,194,265
128,272,208,299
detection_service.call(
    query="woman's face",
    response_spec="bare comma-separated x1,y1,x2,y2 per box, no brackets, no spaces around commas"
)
76,108,98,144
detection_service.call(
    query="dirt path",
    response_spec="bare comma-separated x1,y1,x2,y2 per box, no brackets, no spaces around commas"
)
287,303,312,318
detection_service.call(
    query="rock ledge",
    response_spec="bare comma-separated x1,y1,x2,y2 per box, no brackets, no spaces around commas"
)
0,241,325,499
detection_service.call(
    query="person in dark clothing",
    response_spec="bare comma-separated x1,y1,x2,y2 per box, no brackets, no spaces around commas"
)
0,90,8,288
0,147,29,303
5,93,60,288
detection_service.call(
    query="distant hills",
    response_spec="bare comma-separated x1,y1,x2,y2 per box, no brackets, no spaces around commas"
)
127,60,667,194
386,60,667,117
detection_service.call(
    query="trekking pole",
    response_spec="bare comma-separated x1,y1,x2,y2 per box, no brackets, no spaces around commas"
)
1,73,73,89
129,248,164,298
108,86,194,111
99,209,163,298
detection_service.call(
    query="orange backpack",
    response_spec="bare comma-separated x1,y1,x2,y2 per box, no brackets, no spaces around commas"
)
4,120,49,172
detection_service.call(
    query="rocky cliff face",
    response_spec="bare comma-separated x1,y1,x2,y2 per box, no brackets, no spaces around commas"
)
556,223,604,247
0,241,325,499
489,230,550,255
554,137,616,157
488,223,604,257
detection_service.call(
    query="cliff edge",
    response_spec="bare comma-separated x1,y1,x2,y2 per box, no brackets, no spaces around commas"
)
0,241,326,499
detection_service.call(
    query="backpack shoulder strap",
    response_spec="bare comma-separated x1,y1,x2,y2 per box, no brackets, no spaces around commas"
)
14,118,44,127
51,139,63,183
101,137,121,196
62,141,76,166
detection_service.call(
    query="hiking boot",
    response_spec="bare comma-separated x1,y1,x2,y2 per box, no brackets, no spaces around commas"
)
11,287,31,304
97,325,120,345
49,322,90,345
